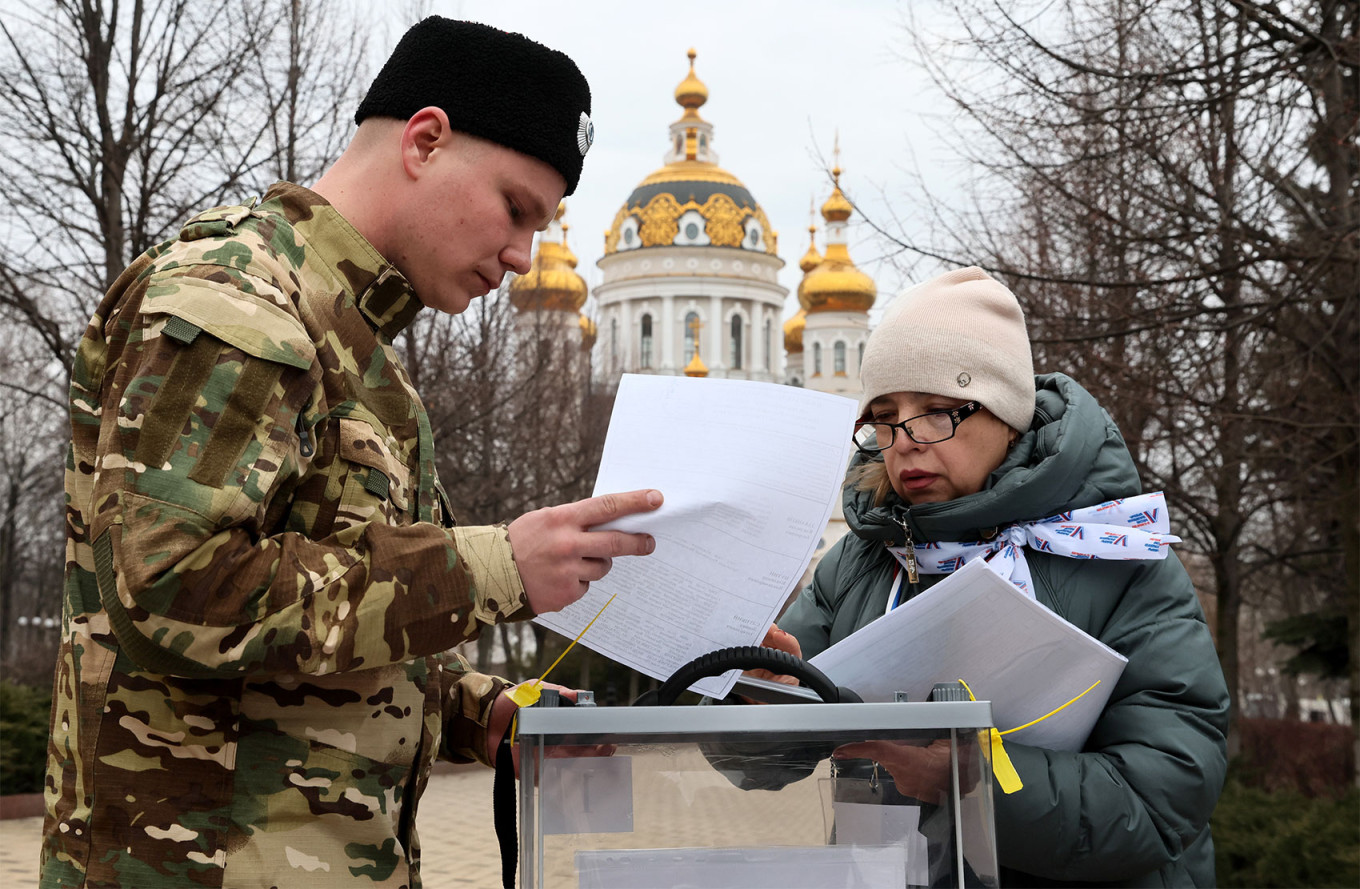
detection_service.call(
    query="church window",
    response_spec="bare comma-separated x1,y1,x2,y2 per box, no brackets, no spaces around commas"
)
684,311,699,361
685,222,700,240
858,341,865,371
611,318,619,364
742,218,763,251
730,316,743,369
834,341,847,374
813,342,822,375
764,319,772,371
640,314,654,368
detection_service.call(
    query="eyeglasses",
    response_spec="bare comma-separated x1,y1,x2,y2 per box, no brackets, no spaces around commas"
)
853,401,984,453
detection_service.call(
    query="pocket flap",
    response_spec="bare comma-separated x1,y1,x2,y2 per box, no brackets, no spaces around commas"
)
338,417,411,509
143,279,315,370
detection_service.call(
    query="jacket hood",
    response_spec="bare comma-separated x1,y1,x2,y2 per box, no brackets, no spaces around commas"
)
844,372,1142,544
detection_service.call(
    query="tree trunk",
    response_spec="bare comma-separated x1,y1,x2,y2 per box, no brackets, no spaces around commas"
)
0,471,20,663
1214,550,1243,758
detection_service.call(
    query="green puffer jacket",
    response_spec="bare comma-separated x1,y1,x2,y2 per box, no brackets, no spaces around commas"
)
780,373,1229,887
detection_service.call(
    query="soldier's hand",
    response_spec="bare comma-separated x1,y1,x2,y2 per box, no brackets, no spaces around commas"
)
488,683,617,779
508,489,663,614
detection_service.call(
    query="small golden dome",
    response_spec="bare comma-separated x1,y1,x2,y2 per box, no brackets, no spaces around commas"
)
821,167,853,223
684,350,709,377
799,224,821,273
800,159,874,314
800,254,876,314
674,48,708,115
783,308,806,353
510,203,588,312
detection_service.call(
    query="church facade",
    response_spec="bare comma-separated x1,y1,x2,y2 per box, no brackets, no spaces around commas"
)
509,49,882,583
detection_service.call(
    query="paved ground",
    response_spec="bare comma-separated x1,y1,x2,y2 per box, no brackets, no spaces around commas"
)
0,766,504,887
2,752,839,887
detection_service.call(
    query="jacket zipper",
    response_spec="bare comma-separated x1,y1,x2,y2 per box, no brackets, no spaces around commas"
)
296,404,315,458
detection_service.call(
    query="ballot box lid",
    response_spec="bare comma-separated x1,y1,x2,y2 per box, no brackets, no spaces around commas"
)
517,700,993,745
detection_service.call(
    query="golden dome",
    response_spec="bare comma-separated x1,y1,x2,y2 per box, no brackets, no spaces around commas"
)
800,164,875,314
821,166,854,222
603,51,778,257
800,262,876,314
783,308,806,353
510,203,588,312
799,224,821,274
674,48,708,118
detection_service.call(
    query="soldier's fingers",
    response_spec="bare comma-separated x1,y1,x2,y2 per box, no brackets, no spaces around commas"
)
580,556,613,582
546,743,617,760
577,530,655,559
574,489,663,528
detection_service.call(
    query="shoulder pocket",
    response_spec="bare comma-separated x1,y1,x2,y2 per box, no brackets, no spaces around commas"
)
143,278,315,370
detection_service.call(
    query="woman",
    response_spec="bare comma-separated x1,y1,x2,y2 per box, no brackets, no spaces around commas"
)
768,267,1229,887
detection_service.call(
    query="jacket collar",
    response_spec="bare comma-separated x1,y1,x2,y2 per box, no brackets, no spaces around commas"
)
261,182,424,339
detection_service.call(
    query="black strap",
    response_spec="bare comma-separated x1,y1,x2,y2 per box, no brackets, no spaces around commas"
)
649,645,852,705
494,732,517,889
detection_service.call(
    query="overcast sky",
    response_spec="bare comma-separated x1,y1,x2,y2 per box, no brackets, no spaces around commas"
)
363,0,964,319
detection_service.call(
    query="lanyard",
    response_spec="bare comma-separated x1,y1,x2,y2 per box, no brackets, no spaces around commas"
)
884,564,906,615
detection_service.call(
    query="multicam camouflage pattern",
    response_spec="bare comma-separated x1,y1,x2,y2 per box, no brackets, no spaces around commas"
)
42,182,533,888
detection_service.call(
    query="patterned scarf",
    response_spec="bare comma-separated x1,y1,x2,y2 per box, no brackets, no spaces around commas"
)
887,492,1180,600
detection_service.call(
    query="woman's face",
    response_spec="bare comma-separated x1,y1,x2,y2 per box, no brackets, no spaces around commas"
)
866,391,1016,505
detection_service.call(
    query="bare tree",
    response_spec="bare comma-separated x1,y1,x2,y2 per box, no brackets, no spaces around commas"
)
404,287,614,678
242,0,366,186
0,0,367,673
875,0,1356,767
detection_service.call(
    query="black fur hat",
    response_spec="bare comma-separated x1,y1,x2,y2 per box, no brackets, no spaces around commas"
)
356,17,594,195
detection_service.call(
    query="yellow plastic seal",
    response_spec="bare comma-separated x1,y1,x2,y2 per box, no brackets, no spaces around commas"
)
505,594,618,724
987,727,1024,794
507,679,543,708
955,677,1104,796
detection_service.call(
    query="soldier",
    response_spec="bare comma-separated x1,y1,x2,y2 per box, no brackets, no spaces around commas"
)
41,17,659,888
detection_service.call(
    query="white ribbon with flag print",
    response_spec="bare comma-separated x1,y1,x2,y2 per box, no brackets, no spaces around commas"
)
888,492,1180,599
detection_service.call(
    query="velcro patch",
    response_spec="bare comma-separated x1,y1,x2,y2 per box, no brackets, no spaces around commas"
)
161,315,202,346
364,468,390,501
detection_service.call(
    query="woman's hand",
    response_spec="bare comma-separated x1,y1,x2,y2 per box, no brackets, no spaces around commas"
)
746,624,803,686
735,624,804,703
832,738,957,802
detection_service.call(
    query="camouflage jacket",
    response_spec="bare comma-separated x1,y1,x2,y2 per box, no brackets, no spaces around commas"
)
42,182,533,888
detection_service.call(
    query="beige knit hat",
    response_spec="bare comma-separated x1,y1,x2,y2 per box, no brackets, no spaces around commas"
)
859,267,1035,432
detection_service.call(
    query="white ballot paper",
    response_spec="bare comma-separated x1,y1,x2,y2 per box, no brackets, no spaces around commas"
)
534,374,858,698
811,559,1128,751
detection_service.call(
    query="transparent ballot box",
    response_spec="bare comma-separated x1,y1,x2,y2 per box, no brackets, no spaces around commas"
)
516,701,999,889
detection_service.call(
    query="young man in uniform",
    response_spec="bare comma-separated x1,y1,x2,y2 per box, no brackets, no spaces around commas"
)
41,18,658,887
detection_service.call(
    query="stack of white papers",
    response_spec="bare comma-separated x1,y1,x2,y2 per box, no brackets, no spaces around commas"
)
535,374,859,698
810,559,1127,751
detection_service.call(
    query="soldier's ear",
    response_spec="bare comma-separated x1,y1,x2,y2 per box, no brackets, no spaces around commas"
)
400,107,451,179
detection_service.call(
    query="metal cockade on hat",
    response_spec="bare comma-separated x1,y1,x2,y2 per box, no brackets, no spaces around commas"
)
577,112,595,156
